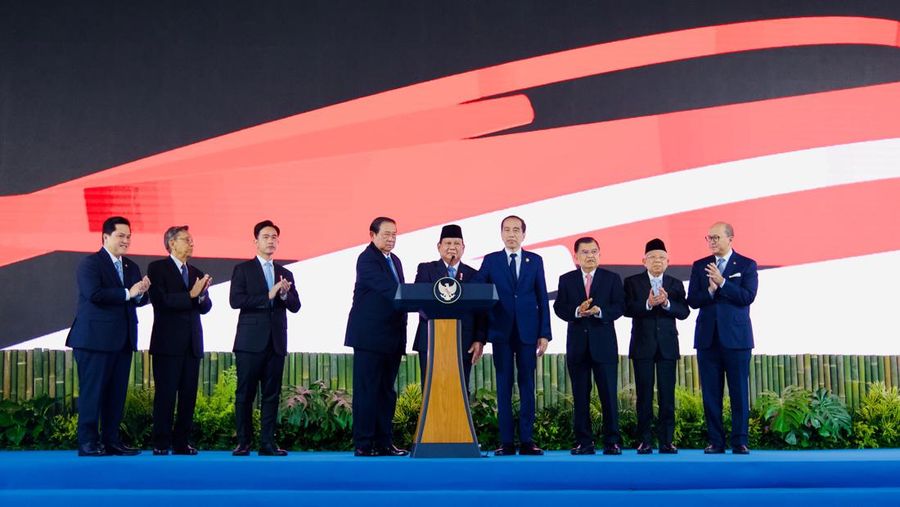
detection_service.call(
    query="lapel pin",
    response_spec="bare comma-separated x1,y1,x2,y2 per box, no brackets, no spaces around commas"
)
525,257,530,263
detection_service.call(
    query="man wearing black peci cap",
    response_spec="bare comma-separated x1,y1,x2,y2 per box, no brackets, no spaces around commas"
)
413,224,487,391
623,238,690,454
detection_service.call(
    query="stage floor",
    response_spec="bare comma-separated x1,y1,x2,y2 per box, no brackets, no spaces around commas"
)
2,449,900,505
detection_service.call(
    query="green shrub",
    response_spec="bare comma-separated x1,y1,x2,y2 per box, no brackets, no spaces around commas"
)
391,383,422,449
193,366,245,450
753,386,850,449
470,388,500,449
534,394,574,449
280,379,353,451
673,387,707,449
120,387,154,448
0,396,56,449
852,382,900,448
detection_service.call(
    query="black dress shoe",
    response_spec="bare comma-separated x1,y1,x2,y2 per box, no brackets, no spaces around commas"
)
704,444,726,454
232,444,251,456
570,443,596,455
173,445,198,456
152,448,169,456
376,445,409,457
105,442,141,456
258,445,288,456
636,442,653,455
659,443,678,454
603,443,622,455
519,442,544,456
354,447,378,457
77,442,106,457
494,444,517,456
732,444,750,455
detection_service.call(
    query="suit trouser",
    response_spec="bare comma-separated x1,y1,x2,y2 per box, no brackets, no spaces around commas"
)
492,326,537,445
418,345,474,394
151,350,201,449
697,330,752,447
234,340,285,447
352,348,402,449
73,345,133,447
568,351,619,446
633,352,676,445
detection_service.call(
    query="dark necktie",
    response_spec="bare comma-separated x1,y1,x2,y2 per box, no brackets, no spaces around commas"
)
509,253,518,285
181,264,189,288
387,256,400,283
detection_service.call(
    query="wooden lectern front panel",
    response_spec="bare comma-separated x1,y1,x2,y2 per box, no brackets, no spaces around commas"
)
420,319,474,443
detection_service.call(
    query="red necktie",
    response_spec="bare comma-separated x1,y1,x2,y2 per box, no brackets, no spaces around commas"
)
584,272,592,298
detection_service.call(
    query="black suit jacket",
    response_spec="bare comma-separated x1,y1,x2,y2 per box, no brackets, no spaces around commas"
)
344,242,408,355
147,257,213,357
229,258,301,356
412,260,486,352
66,249,149,351
623,271,690,360
553,267,624,364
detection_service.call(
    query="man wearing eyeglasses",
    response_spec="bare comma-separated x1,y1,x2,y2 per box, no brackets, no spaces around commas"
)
687,222,758,455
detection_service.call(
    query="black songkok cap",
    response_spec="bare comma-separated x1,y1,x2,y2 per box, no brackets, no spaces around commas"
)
440,224,463,240
645,238,666,253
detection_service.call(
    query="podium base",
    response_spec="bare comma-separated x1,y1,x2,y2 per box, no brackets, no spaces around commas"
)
411,442,482,458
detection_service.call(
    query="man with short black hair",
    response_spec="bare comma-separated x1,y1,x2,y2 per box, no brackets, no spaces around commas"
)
230,220,301,457
147,225,212,456
345,217,409,457
477,215,551,456
67,216,151,457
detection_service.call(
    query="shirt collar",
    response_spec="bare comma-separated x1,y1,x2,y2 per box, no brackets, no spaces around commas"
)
717,249,733,265
443,260,461,270
504,248,521,258
257,255,274,268
647,271,663,281
103,247,121,264
170,255,185,271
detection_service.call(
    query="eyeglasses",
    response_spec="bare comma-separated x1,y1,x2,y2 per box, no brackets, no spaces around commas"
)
704,235,731,243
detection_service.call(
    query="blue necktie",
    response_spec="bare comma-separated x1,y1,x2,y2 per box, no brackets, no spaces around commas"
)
508,253,518,285
264,261,274,290
114,259,124,285
717,257,726,276
181,264,189,288
387,256,399,283
448,265,457,279
651,277,661,295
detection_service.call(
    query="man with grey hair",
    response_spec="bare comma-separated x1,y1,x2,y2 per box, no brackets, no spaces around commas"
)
147,225,212,455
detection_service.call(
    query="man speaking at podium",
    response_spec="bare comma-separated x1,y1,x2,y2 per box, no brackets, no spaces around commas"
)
345,217,409,457
413,224,486,390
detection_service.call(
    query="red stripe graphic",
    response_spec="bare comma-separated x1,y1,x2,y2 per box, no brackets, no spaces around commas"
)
531,178,900,267
0,17,897,267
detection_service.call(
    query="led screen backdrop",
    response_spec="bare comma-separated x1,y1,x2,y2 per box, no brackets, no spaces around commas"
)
2,1,899,355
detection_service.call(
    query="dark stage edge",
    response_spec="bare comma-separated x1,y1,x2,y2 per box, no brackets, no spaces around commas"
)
2,450,900,506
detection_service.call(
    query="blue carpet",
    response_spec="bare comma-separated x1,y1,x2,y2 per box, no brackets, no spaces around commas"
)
2,450,900,506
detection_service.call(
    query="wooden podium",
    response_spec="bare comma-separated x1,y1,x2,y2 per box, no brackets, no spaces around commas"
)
395,281,497,458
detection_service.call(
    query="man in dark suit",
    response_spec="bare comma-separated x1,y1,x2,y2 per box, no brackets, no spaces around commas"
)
687,222,758,455
413,224,486,390
553,236,624,455
345,216,409,457
623,238,690,455
66,216,150,457
147,225,212,456
229,220,301,457
476,215,551,456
